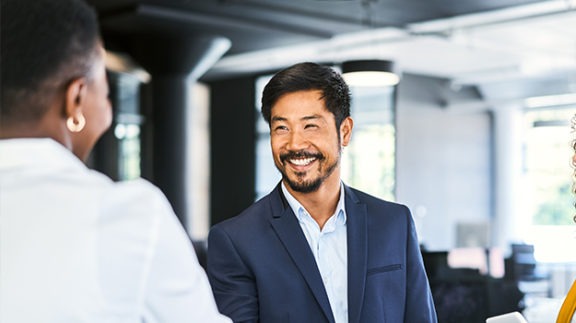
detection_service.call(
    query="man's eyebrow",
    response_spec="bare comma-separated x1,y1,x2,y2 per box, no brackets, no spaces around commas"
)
271,116,287,123
302,114,321,121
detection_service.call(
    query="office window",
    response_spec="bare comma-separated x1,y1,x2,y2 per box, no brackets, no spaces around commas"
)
112,72,142,181
522,107,576,262
254,76,279,200
91,71,142,181
255,74,396,201
341,86,396,201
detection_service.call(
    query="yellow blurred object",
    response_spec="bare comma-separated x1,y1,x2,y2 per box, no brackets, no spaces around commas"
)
557,280,576,323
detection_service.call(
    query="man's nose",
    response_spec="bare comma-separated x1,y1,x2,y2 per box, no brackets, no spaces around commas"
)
286,130,308,151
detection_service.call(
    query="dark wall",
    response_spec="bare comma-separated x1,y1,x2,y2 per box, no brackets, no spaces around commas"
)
209,76,257,225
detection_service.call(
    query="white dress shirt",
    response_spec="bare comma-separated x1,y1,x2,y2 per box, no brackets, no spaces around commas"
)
281,182,348,323
0,138,231,323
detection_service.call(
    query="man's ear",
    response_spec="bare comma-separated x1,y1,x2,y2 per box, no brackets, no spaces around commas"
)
340,116,353,147
64,77,87,118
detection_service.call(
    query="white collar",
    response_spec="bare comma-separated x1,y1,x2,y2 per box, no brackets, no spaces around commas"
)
280,181,347,225
0,138,86,172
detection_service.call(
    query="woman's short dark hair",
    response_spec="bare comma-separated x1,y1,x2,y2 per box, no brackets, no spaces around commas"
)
1,0,100,123
261,62,351,129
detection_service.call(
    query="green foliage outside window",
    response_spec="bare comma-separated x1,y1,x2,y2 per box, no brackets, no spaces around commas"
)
532,183,576,225
524,107,576,226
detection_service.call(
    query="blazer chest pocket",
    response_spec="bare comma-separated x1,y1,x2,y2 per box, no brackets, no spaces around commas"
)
367,264,402,276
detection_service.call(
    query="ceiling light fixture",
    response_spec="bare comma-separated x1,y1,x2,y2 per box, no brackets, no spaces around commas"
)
341,59,400,87
524,93,576,108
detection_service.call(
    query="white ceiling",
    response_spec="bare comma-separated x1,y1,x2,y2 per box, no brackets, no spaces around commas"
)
206,0,576,102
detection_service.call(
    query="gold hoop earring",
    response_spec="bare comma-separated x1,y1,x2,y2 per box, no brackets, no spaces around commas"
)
66,114,86,133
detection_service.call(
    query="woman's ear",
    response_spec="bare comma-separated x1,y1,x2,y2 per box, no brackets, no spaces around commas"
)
64,78,87,132
64,78,87,118
340,116,354,147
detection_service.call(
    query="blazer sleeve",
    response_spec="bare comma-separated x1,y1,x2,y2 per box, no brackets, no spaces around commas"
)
207,225,259,323
403,206,438,323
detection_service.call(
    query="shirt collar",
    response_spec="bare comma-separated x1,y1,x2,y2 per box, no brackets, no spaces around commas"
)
0,138,85,172
280,181,347,226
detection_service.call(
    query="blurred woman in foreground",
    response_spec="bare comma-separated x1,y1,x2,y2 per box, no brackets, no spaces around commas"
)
0,0,230,322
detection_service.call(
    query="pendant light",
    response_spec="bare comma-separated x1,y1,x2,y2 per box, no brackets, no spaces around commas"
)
341,59,399,87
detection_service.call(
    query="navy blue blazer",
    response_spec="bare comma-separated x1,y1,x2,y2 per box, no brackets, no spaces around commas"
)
207,184,437,323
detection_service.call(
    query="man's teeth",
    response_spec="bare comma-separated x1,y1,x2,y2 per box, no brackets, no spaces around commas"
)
290,157,315,166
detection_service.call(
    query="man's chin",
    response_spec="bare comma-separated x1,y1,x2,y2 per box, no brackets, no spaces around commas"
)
284,177,322,193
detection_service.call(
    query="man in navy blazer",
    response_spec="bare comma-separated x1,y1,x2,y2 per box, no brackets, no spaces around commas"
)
207,62,437,323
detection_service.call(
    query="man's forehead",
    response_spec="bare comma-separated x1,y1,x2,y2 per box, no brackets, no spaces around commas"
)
273,89,327,107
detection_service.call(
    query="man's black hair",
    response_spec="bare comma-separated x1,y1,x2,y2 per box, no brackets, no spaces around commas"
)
261,62,351,128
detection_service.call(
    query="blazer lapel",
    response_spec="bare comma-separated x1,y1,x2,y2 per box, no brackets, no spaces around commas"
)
345,186,368,323
268,185,336,323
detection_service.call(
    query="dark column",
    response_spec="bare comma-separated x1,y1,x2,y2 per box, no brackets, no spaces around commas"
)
126,34,230,228
209,76,257,225
148,74,188,221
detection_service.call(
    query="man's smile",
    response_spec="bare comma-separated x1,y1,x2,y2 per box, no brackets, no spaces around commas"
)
288,156,316,166
280,151,323,170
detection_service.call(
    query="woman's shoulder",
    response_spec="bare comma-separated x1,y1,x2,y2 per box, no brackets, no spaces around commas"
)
108,178,165,197
98,178,175,219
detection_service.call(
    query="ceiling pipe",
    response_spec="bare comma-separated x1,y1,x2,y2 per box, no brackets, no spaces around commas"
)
136,4,334,38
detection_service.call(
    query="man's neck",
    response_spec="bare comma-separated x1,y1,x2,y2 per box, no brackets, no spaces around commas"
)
285,176,342,230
